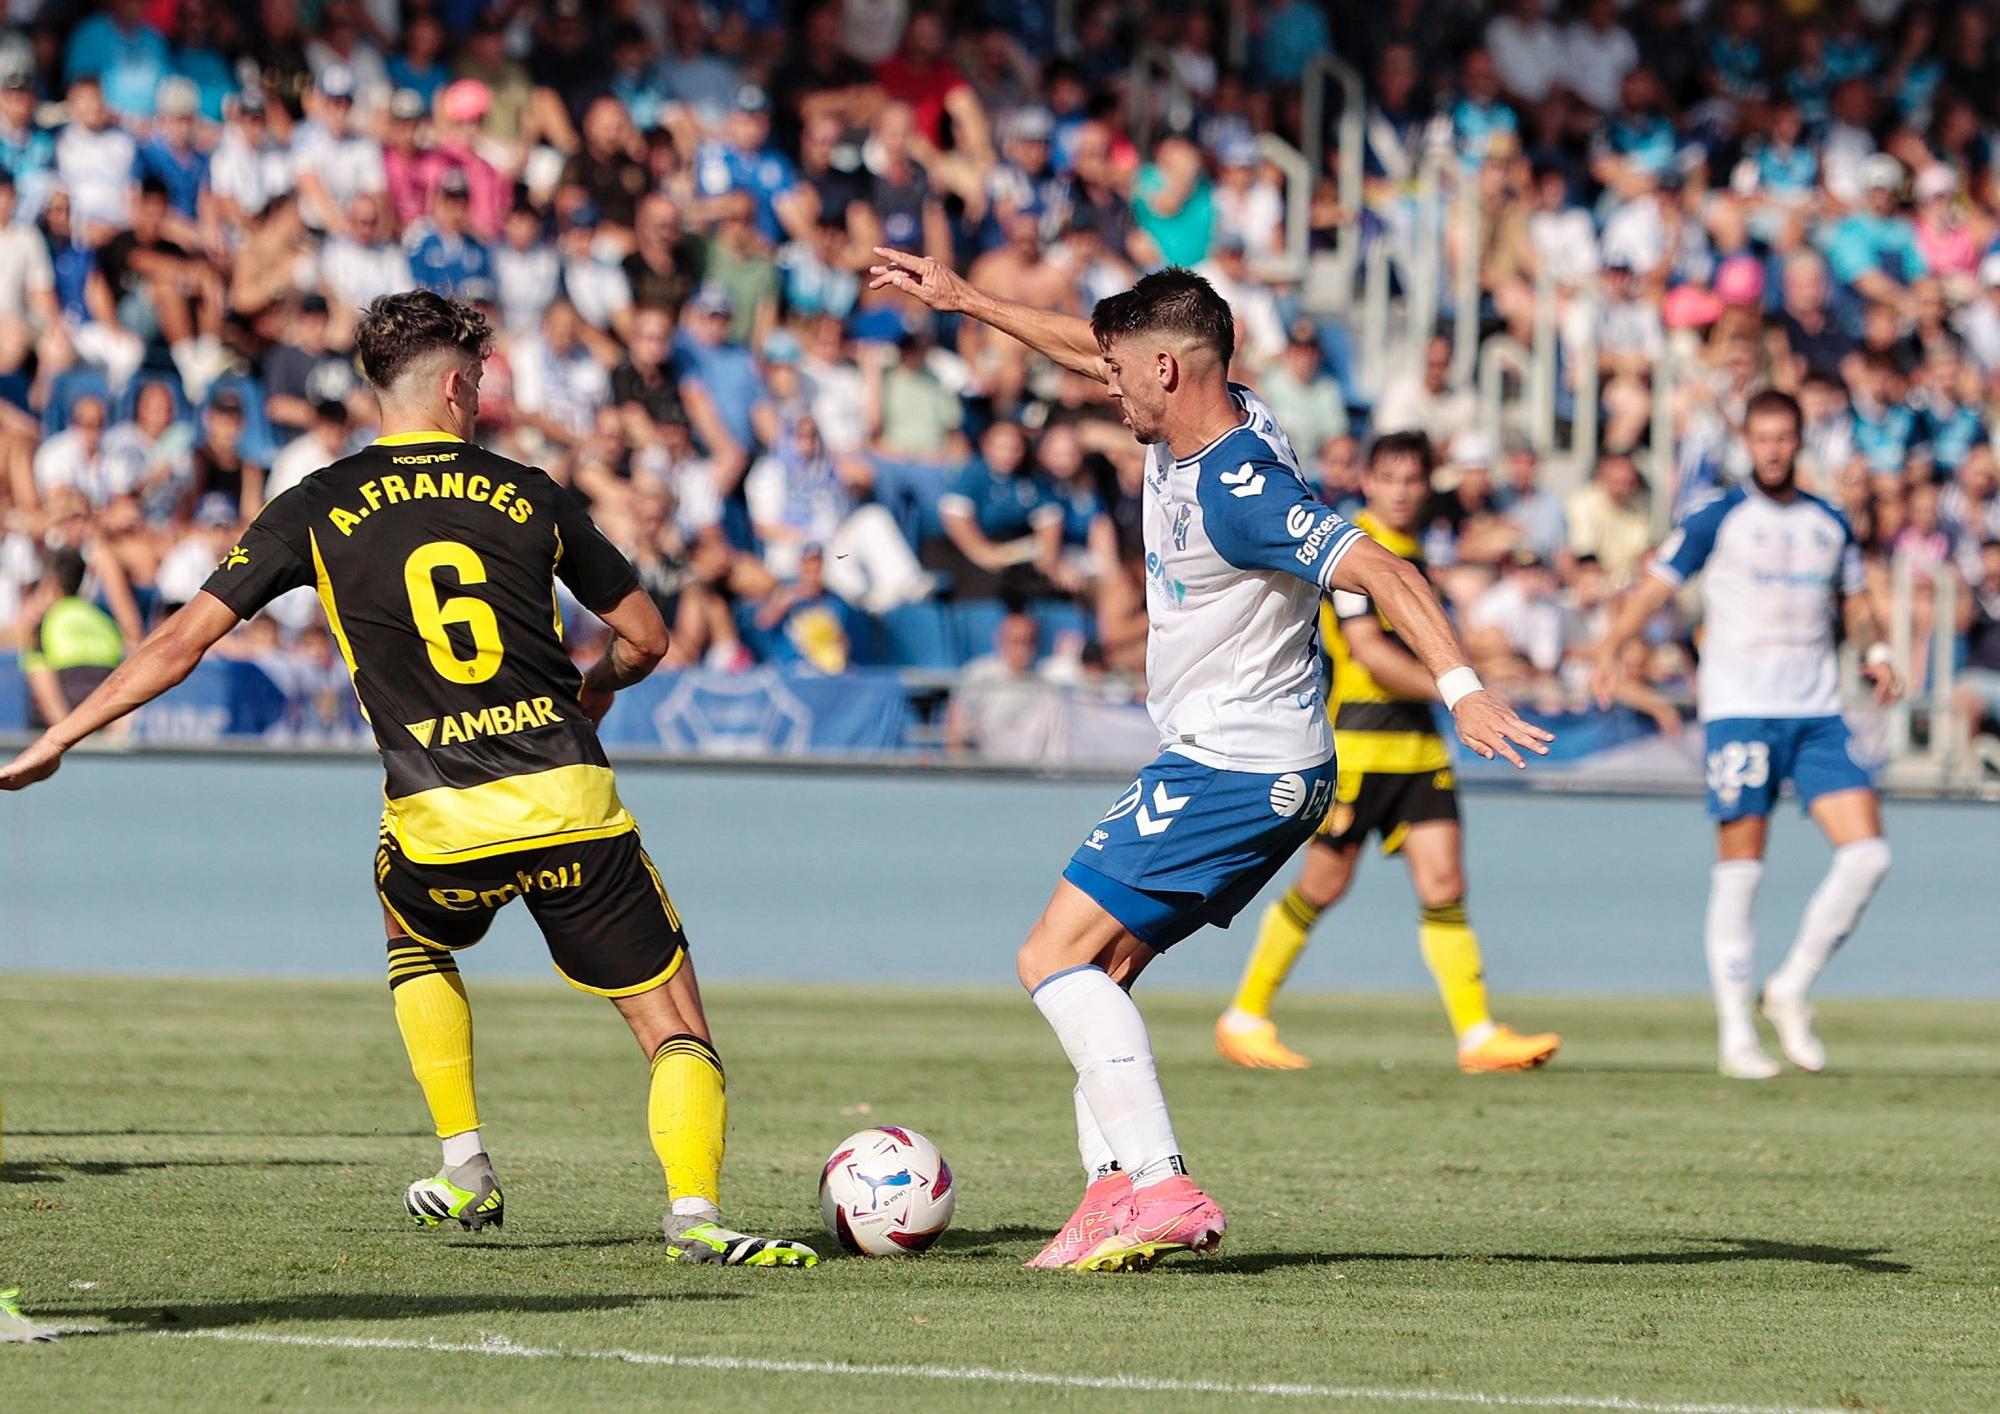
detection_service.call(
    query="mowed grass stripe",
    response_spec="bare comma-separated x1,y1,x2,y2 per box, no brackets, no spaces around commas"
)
3,977,1996,1413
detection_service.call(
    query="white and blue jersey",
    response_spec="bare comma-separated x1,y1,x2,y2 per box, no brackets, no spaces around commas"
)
1650,483,1874,818
1065,383,1363,946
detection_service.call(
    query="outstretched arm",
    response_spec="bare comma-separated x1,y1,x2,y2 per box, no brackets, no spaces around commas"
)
1331,539,1553,768
0,592,241,790
1588,573,1678,708
868,246,1107,382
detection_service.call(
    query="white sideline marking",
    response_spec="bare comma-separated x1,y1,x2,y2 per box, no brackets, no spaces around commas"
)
172,1329,1844,1413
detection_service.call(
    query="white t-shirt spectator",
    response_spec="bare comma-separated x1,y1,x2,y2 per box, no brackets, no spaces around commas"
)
318,234,413,311
1821,122,1876,207
54,123,137,230
33,427,126,505
1562,21,1639,113
494,244,560,335
1469,574,1566,674
1485,14,1564,103
1600,196,1669,276
1528,206,1601,287
1213,181,1286,263
1194,260,1286,367
0,220,54,322
512,335,610,439
291,122,386,212
211,132,296,217
561,245,634,332
266,429,354,502
799,353,869,456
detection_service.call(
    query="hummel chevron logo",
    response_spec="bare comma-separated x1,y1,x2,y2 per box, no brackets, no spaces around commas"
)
1220,463,1265,498
1135,780,1192,836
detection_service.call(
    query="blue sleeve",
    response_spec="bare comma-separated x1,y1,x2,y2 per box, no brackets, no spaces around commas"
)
1196,456,1365,588
1822,220,1871,284
1650,492,1735,586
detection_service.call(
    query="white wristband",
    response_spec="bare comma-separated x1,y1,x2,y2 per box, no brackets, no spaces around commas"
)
1865,642,1894,668
1437,666,1483,710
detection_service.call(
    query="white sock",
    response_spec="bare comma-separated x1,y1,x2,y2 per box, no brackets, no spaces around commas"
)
670,1196,721,1223
441,1128,484,1168
1705,860,1764,1052
1767,838,1891,1000
1073,1084,1119,1182
1031,965,1184,1189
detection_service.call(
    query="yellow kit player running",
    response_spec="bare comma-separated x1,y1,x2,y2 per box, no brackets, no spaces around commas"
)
0,291,815,1267
1217,432,1561,1073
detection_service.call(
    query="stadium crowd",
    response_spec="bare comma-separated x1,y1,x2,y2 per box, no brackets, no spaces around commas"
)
1,0,1998,761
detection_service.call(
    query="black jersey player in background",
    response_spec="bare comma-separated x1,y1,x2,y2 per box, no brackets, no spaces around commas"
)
0,291,818,1267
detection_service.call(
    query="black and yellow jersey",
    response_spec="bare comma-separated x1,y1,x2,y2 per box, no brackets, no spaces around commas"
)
201,432,641,865
1323,510,1450,777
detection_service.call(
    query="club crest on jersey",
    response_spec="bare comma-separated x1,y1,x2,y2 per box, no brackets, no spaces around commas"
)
1171,502,1192,550
219,544,250,570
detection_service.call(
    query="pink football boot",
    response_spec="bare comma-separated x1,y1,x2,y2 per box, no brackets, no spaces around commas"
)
1073,1174,1226,1272
1023,1170,1134,1270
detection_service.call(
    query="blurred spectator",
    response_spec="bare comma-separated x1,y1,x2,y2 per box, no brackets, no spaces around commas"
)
1950,540,2000,754
1374,335,1477,457
871,327,963,461
187,389,264,517
944,610,1061,761
1566,452,1652,581
745,413,929,611
1258,320,1348,463
19,547,123,728
755,541,856,673
268,399,354,501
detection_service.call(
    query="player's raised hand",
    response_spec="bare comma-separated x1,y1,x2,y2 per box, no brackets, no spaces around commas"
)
868,247,972,313
0,738,63,791
1451,691,1554,769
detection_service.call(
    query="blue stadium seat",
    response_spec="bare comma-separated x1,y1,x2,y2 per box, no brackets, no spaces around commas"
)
879,601,957,668
114,372,189,425
1032,598,1092,647
203,374,279,465
42,366,112,436
951,598,1008,663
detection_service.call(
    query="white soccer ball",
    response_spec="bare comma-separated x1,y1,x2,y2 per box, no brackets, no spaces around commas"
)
818,1126,956,1256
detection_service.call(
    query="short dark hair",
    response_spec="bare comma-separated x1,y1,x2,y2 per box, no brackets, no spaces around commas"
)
1744,388,1803,430
355,290,492,394
1366,429,1436,473
1090,267,1235,369
47,548,87,597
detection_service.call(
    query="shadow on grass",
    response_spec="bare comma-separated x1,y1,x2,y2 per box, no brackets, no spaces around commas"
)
50,1290,743,1332
928,1224,1051,1257
3,1157,356,1184
443,1236,662,1252
1204,1237,1913,1276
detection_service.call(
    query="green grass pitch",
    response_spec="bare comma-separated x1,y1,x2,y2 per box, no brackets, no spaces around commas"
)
2,975,1996,1412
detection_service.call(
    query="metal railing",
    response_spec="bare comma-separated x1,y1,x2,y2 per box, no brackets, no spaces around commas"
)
1254,132,1311,283
1127,44,1194,155
1300,52,1365,304
1883,555,1965,783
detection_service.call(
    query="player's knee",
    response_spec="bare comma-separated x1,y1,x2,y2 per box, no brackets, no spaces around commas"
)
1414,868,1466,910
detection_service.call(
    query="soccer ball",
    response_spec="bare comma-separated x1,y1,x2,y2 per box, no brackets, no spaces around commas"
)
818,1126,955,1256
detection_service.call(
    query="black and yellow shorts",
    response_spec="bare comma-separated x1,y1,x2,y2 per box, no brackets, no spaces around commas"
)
376,828,687,997
1316,766,1460,855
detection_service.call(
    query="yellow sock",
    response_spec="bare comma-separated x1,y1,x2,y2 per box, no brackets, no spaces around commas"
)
389,944,479,1139
650,1034,726,1208
1418,901,1492,1040
1230,887,1323,1019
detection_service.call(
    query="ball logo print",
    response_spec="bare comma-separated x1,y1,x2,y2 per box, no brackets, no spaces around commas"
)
820,1127,956,1256
1269,772,1307,818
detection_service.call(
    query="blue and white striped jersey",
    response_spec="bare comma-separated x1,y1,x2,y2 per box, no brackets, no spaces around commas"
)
1651,484,1865,721
1141,384,1365,771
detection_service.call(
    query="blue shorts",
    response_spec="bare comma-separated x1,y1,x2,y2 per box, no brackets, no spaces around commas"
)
1064,753,1336,950
1703,716,1873,821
